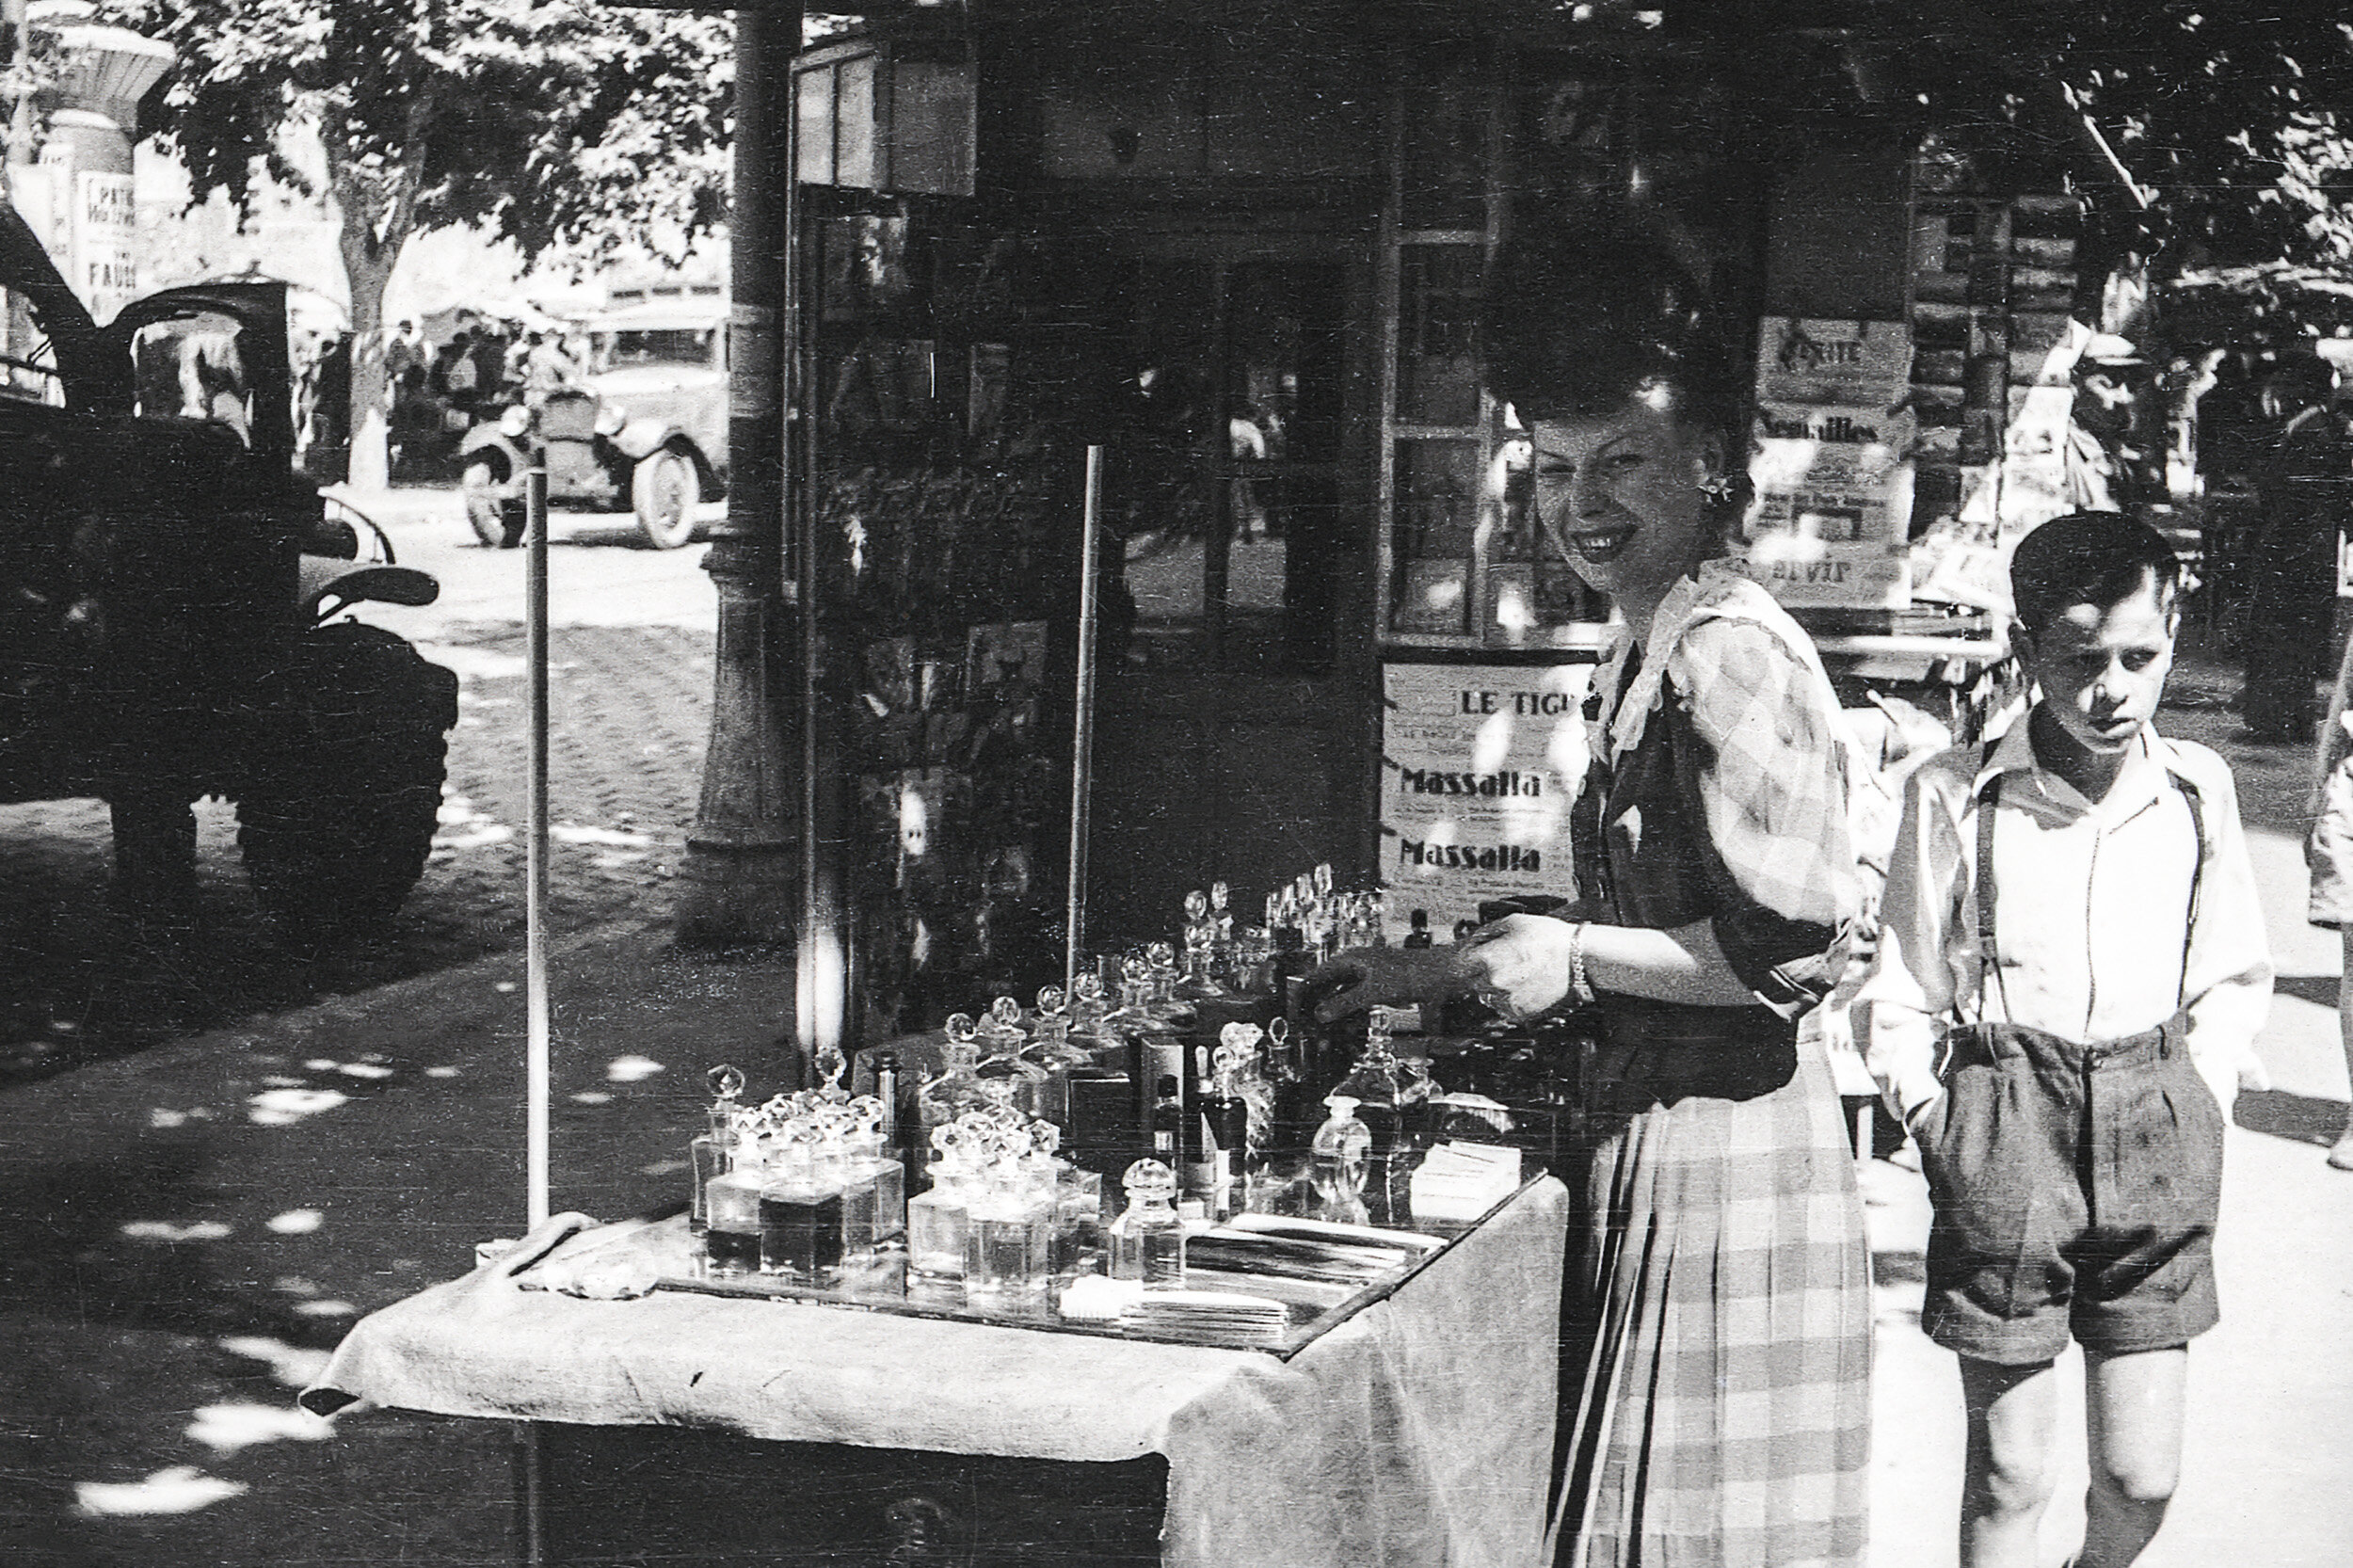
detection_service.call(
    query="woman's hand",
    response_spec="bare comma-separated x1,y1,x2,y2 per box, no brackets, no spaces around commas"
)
1303,944,1466,1023
1305,915,1582,1024
1455,915,1578,1021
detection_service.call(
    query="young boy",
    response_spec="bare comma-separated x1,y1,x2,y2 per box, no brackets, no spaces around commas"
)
1854,511,2272,1568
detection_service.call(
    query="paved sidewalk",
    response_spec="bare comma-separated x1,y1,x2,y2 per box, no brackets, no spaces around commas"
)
4,612,2346,1564
0,922,795,1566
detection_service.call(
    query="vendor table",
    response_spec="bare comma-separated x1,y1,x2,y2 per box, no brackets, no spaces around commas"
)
304,1176,1568,1567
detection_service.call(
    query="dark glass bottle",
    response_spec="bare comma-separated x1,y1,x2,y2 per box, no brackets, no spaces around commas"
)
1182,1046,1219,1200
1402,908,1433,950
1150,1075,1184,1165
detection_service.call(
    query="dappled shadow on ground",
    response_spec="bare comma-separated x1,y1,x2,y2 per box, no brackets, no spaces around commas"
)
2235,1087,2349,1149
2273,973,2340,1010
0,625,712,1090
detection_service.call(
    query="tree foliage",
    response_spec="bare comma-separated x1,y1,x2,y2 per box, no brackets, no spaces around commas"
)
95,0,731,484
1909,1,2353,270
106,0,732,269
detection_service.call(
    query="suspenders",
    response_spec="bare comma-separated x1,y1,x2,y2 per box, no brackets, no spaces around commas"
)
1972,753,2208,1025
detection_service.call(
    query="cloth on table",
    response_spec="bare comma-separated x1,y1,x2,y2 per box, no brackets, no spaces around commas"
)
303,1178,1567,1568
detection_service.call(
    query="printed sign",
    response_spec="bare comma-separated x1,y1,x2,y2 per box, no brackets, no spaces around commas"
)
72,171,136,323
1738,401,1915,608
1380,661,1594,933
1755,317,1912,407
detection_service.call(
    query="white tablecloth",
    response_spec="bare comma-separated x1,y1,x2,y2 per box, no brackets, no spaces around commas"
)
305,1178,1567,1568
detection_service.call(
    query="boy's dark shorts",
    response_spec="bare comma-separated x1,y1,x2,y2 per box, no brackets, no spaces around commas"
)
1915,1015,2225,1366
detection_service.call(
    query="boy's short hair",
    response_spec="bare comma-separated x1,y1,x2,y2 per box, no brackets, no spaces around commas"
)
2009,510,2185,639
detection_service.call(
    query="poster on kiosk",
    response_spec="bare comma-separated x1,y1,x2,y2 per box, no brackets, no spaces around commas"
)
1737,317,1916,609
1380,663,1593,934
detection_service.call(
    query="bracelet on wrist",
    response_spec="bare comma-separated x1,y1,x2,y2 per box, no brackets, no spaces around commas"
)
1567,921,1596,1007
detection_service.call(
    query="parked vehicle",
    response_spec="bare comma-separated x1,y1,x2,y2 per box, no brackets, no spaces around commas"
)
0,203,458,943
457,299,728,550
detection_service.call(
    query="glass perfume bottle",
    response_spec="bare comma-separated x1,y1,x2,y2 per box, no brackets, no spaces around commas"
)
1181,1045,1218,1200
1149,1074,1184,1165
760,1133,846,1282
962,1158,1055,1310
976,995,1052,1122
703,1136,768,1277
1022,984,1091,1128
1208,880,1238,979
907,1134,973,1282
690,1064,745,1236
918,1016,995,1140
1402,908,1434,950
1206,1024,1259,1200
1175,891,1235,1003
1108,1159,1186,1288
1310,1096,1371,1225
1107,957,1187,1098
1050,1163,1105,1288
840,1096,903,1255
1142,941,1197,1028
1336,1004,1407,1158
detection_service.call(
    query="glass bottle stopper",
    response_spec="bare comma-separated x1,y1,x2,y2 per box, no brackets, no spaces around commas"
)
944,1013,979,1046
1034,984,1067,1021
1210,881,1230,914
1122,1158,1178,1200
814,1039,848,1098
989,994,1025,1032
1313,862,1335,896
706,1064,745,1106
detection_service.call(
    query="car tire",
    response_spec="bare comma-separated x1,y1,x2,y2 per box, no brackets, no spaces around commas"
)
236,623,458,949
633,447,698,550
463,456,525,549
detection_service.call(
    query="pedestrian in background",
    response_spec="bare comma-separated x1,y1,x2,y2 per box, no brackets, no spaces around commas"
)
2240,357,2344,743
2304,629,2353,1169
1857,512,2272,1568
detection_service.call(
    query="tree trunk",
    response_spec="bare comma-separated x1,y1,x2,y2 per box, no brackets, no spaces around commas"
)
328,158,412,495
344,249,396,491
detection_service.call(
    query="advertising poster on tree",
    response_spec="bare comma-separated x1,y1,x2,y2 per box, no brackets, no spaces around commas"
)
1380,662,1593,933
72,172,137,323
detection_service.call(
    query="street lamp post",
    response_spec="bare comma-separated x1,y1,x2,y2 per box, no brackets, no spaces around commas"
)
674,0,803,951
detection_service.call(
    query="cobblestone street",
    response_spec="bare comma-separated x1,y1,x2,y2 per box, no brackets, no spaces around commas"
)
0,488,723,1082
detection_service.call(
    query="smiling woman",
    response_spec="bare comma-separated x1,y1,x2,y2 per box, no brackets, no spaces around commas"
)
1310,212,1873,1568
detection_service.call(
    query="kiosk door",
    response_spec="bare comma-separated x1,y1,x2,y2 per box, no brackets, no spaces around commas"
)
1085,248,1374,945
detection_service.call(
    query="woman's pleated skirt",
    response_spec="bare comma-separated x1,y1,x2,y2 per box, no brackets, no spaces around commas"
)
1551,1009,1872,1568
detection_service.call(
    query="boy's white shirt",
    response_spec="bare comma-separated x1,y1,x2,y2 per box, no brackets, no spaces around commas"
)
1852,716,2273,1126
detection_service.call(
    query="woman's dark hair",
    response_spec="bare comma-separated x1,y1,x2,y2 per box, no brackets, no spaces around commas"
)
1481,212,1741,433
2008,510,2184,640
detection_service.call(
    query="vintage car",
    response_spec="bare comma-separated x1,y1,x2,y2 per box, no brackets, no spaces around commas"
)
457,298,728,550
0,202,457,943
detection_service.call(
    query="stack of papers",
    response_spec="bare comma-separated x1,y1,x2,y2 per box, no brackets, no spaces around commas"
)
1408,1141,1524,1222
1124,1289,1291,1345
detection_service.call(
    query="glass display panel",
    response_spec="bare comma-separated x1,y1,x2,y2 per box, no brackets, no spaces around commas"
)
1397,247,1481,426
1399,60,1487,231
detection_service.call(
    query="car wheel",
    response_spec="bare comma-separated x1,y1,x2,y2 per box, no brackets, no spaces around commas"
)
462,456,525,549
236,624,458,949
633,447,698,550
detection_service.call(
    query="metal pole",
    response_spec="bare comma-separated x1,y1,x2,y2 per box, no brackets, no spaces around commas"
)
1064,446,1106,992
525,465,552,1231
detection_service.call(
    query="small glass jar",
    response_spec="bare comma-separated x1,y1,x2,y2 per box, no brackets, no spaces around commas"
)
1108,1159,1186,1289
906,1167,970,1282
702,1147,768,1277
963,1163,1054,1310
